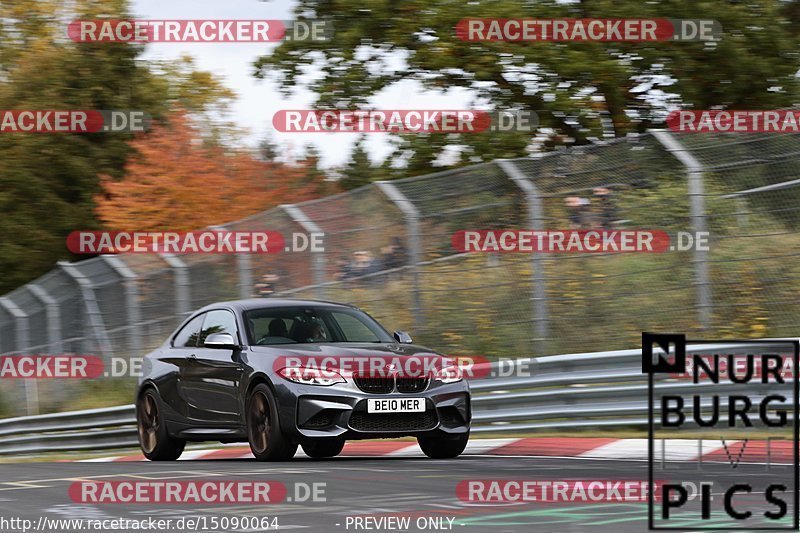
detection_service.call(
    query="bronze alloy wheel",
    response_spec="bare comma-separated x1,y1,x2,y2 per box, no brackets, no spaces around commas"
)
136,388,185,461
246,384,297,461
138,392,159,454
248,390,271,454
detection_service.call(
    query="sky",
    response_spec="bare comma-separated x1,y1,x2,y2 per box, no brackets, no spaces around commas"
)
131,0,473,168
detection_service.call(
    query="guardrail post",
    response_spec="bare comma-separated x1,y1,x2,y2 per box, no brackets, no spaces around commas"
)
697,439,702,470
59,261,114,358
652,130,711,330
161,254,191,317
498,160,549,354
374,182,424,331
28,283,62,355
767,437,772,471
282,204,327,299
102,256,141,357
0,297,37,415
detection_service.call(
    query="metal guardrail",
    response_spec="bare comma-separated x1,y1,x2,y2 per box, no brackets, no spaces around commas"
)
0,342,793,455
0,405,137,454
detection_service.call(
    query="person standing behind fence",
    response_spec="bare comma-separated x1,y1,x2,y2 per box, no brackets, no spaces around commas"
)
381,236,407,270
253,273,280,297
565,196,590,229
593,187,617,228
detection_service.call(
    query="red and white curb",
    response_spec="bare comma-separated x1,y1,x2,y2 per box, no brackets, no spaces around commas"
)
76,437,792,463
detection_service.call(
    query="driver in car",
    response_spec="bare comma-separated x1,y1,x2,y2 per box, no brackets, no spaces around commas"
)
306,321,327,342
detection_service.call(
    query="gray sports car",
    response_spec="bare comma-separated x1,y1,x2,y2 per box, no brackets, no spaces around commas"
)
135,299,471,461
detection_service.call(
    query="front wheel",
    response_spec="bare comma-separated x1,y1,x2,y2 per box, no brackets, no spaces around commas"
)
417,430,469,459
136,388,185,461
247,384,297,461
302,438,345,459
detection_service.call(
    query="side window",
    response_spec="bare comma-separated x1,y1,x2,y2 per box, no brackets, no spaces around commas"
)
172,314,205,348
332,312,380,342
199,309,239,346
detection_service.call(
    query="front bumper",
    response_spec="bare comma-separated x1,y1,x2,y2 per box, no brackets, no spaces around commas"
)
273,379,471,441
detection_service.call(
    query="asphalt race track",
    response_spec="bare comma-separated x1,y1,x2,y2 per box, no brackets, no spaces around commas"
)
0,455,792,532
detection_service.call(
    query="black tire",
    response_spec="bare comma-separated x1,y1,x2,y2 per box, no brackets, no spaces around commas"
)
417,430,469,459
136,388,185,461
302,438,345,459
247,383,298,461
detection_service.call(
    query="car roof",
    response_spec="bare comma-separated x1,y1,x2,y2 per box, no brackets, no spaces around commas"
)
198,298,359,313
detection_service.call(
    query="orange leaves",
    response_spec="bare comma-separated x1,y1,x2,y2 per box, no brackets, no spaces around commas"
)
95,111,327,231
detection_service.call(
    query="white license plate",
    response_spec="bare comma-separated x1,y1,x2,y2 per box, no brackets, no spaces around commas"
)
367,398,425,413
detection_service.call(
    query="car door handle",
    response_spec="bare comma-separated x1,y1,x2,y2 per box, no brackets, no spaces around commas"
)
188,354,197,360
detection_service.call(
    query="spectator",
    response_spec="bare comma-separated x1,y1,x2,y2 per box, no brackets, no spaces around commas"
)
565,196,590,228
338,250,377,279
381,236,407,269
253,273,280,297
333,256,353,280
593,187,617,228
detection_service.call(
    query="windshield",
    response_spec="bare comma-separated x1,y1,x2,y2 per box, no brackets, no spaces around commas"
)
243,306,395,345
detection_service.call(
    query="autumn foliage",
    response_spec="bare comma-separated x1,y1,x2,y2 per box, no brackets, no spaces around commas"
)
95,111,327,231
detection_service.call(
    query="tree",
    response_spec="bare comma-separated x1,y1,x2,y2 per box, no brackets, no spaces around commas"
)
95,111,326,230
254,0,800,162
258,135,281,162
146,54,240,146
340,137,376,190
297,144,337,196
0,0,238,292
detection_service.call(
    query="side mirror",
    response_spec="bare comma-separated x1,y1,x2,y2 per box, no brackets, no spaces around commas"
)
204,332,238,349
393,331,413,344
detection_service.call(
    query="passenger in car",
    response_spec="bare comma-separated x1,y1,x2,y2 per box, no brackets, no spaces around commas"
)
269,318,289,337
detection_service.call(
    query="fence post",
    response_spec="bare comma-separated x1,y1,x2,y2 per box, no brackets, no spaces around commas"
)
736,197,749,229
0,297,37,415
282,204,327,299
161,254,191,317
238,252,253,299
498,160,549,354
209,225,253,299
651,130,711,330
28,283,62,355
59,261,114,358
102,256,141,357
374,181,424,331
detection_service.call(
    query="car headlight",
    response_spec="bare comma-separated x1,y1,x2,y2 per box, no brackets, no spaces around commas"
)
277,367,345,386
434,365,463,384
